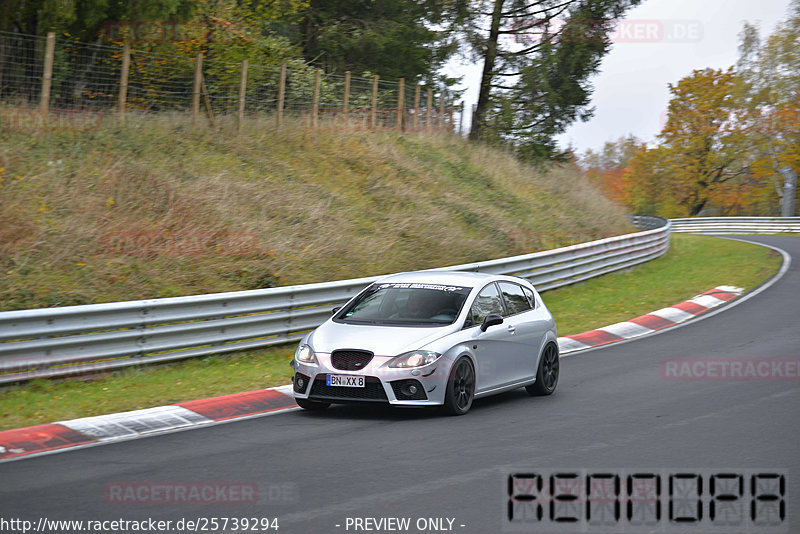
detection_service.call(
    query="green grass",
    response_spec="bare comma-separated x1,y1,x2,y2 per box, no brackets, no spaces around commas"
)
0,348,294,431
0,234,781,431
0,113,632,311
545,234,781,336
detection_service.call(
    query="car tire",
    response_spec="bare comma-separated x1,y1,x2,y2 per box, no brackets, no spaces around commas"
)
526,343,559,396
443,357,475,416
295,397,331,411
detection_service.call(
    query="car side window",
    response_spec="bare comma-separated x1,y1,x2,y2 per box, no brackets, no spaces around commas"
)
498,282,533,316
522,286,537,309
466,283,505,327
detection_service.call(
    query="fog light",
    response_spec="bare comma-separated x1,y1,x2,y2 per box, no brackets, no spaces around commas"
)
400,383,418,396
293,373,310,393
392,379,426,400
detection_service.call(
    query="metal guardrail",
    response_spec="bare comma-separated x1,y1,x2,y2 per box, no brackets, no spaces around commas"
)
0,217,670,384
671,216,800,235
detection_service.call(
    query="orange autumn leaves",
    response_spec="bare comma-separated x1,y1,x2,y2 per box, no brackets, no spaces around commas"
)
581,5,799,217
584,68,797,217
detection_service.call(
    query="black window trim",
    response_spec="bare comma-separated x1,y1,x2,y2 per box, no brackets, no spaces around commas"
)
462,281,507,329
523,285,538,309
497,281,535,318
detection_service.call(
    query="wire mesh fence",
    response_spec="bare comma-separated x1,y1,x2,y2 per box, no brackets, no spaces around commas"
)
0,30,462,132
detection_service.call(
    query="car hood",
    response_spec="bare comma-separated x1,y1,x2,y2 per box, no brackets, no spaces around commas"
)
308,320,457,357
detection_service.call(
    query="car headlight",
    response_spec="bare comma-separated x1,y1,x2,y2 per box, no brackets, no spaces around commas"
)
388,350,441,368
296,344,318,365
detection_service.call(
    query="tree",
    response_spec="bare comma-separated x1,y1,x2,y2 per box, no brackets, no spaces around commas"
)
467,0,641,160
737,0,800,214
595,2,798,216
580,135,643,206
2,0,194,38
622,68,752,217
297,0,460,83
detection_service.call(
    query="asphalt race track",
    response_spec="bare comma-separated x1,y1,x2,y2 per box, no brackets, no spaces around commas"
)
1,235,798,534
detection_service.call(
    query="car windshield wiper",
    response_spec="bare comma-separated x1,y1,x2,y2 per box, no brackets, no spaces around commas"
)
339,318,378,324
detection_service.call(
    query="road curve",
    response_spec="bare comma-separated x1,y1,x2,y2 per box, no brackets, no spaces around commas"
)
1,235,797,534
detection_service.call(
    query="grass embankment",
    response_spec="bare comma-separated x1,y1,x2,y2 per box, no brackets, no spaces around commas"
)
0,234,780,431
0,113,630,310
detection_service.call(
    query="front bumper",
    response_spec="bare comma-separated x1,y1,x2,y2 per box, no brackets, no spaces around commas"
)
292,353,448,406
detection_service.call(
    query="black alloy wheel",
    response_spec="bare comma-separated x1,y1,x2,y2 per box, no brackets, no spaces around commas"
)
443,357,475,415
526,343,559,396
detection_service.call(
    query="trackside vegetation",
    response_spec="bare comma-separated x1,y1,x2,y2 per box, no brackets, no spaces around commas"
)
0,115,631,311
0,234,780,431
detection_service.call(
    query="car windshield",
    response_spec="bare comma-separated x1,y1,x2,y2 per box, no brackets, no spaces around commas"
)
336,282,472,326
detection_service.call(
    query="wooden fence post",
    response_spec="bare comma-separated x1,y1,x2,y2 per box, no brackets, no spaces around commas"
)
312,68,321,129
426,88,433,133
370,75,379,130
439,87,446,131
200,74,215,128
192,52,202,126
343,71,351,124
40,32,55,116
413,84,420,131
118,40,130,121
396,78,404,131
276,62,286,128
471,104,477,137
237,59,248,132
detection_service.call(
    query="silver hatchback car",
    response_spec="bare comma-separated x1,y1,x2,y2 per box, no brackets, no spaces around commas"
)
291,271,559,415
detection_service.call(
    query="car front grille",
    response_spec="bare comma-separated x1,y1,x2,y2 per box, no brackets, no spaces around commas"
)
331,350,374,371
309,376,388,403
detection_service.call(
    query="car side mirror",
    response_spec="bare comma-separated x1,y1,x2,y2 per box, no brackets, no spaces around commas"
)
480,314,503,332
332,306,341,315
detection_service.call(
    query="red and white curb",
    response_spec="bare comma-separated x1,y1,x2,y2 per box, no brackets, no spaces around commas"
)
0,286,743,463
0,385,297,462
556,286,744,354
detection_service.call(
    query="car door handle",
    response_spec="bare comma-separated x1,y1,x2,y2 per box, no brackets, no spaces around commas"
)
507,325,516,334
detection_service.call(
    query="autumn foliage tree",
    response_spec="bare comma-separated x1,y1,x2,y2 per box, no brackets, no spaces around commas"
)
580,135,643,206
616,2,799,217
737,1,800,215
622,68,753,217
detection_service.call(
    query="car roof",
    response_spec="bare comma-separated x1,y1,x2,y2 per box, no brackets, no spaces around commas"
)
375,270,532,289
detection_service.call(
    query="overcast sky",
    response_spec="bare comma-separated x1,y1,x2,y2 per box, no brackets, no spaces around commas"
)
446,0,793,155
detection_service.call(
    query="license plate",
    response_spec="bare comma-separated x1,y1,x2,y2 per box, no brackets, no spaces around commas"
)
326,374,365,387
